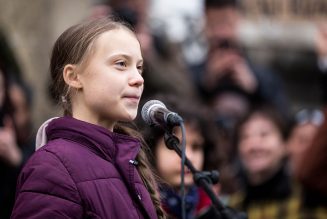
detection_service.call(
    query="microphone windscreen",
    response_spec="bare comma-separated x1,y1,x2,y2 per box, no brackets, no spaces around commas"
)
141,100,166,125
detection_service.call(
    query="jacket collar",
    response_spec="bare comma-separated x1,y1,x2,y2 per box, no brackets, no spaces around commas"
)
45,116,141,163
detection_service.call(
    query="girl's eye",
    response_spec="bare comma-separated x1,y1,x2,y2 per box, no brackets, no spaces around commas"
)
116,61,127,67
137,65,144,74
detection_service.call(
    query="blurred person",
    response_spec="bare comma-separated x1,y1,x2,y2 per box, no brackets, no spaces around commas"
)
140,94,228,219
287,108,327,217
9,78,35,150
189,0,289,119
205,86,253,197
11,18,165,219
287,108,324,175
294,23,327,194
0,64,26,219
227,105,300,218
296,108,327,209
0,29,33,219
293,24,327,215
211,86,251,164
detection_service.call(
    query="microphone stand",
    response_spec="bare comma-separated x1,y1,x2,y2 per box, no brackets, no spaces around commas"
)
164,130,247,219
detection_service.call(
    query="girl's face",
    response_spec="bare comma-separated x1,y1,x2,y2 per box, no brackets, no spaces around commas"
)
238,114,286,180
155,123,204,187
73,28,144,130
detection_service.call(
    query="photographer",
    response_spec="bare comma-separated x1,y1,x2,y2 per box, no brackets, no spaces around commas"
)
189,0,289,119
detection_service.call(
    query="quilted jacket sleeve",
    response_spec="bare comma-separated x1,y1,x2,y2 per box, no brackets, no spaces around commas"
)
11,149,83,219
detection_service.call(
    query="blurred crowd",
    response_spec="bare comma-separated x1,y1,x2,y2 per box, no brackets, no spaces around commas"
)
1,0,327,218
0,36,35,218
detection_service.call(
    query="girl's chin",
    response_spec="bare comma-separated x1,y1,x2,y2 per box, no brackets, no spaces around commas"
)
120,112,137,122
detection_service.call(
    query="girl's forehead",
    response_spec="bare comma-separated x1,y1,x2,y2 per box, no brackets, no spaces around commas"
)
82,28,141,64
97,28,136,43
93,29,140,52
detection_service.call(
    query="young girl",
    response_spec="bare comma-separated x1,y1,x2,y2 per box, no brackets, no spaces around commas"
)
11,18,165,219
139,94,225,219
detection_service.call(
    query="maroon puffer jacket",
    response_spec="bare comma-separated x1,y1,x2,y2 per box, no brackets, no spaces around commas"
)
11,116,158,219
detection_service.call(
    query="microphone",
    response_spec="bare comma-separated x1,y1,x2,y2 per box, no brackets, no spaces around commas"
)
141,100,183,128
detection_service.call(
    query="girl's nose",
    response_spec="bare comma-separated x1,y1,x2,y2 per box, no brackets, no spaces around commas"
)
129,69,144,87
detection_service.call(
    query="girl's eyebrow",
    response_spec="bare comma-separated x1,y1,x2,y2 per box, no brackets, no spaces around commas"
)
108,53,143,63
107,54,130,61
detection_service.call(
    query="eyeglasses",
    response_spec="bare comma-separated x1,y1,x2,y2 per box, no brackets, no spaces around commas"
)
295,109,325,126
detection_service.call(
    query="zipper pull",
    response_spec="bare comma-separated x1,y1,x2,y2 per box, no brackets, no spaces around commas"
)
129,159,139,166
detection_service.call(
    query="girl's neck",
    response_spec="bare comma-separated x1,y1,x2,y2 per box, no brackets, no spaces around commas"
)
71,112,115,131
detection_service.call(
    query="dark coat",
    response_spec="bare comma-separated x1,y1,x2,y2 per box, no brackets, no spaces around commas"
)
11,116,158,219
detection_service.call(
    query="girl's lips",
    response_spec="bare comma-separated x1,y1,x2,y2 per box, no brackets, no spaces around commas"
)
125,96,137,99
123,93,141,99
123,95,141,104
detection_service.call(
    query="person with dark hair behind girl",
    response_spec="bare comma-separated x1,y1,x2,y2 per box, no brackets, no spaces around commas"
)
11,17,165,219
139,94,227,219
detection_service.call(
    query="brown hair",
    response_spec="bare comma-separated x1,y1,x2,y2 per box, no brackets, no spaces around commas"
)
49,17,165,219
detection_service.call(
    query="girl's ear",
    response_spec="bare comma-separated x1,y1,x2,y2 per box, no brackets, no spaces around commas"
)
63,64,82,89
